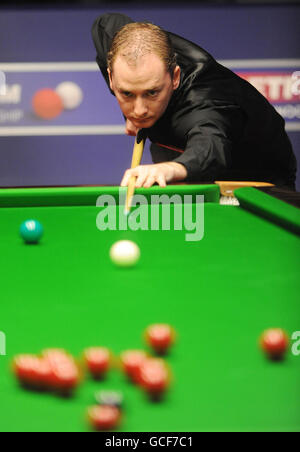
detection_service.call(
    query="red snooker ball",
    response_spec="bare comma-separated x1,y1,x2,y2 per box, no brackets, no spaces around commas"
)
48,360,80,394
260,328,289,360
145,324,175,354
42,349,80,393
83,347,111,379
32,88,63,120
13,355,42,388
137,358,171,398
87,405,121,431
120,350,148,383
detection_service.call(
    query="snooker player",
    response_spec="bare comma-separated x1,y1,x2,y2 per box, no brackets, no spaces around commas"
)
92,13,297,190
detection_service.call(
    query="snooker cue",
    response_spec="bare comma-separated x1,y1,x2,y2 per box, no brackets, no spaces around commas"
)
124,132,145,215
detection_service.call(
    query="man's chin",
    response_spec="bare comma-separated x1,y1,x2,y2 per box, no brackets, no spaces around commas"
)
132,118,155,128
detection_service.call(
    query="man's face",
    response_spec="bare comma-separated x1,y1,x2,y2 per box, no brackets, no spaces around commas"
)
108,53,180,129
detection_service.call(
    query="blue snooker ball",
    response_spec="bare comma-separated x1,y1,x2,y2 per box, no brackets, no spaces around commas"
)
20,220,43,244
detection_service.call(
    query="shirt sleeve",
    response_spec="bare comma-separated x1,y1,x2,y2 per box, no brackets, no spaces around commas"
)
91,13,133,91
173,100,246,181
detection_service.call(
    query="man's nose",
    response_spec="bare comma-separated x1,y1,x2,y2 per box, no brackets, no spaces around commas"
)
133,97,148,118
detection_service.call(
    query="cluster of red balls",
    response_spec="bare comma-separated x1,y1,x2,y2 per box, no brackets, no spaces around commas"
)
13,326,289,430
12,323,176,431
13,349,80,396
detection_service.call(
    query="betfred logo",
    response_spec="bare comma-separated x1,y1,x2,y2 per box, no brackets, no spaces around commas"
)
236,69,300,123
237,71,300,103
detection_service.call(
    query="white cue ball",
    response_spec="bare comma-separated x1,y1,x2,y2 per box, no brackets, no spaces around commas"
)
55,81,83,110
109,240,140,268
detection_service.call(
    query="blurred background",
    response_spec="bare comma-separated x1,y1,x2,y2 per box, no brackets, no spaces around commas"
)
0,0,299,189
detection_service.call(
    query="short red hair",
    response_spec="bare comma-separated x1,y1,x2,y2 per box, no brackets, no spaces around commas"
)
107,22,177,77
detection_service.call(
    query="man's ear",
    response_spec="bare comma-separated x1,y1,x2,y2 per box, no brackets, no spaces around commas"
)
107,68,114,92
172,65,181,90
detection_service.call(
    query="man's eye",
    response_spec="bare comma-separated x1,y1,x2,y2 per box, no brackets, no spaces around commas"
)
147,90,158,97
122,92,132,98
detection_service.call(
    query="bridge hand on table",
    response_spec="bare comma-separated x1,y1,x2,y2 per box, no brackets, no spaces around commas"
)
120,162,188,189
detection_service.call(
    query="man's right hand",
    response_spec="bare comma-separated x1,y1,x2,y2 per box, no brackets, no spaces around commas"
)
125,119,139,137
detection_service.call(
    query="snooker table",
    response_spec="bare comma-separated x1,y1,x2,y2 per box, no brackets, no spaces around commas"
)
0,184,299,433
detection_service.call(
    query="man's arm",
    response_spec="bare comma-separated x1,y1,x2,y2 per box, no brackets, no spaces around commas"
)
121,102,245,188
172,101,246,181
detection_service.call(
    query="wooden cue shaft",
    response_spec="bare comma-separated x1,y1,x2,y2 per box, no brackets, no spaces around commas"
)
124,135,145,214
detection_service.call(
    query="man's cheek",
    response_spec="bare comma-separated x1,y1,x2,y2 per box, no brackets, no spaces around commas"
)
117,100,129,115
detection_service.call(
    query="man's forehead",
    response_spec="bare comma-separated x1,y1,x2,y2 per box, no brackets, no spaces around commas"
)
112,54,169,90
114,51,164,67
113,53,167,75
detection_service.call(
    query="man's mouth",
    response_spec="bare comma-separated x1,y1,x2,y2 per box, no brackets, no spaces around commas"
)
132,117,152,123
